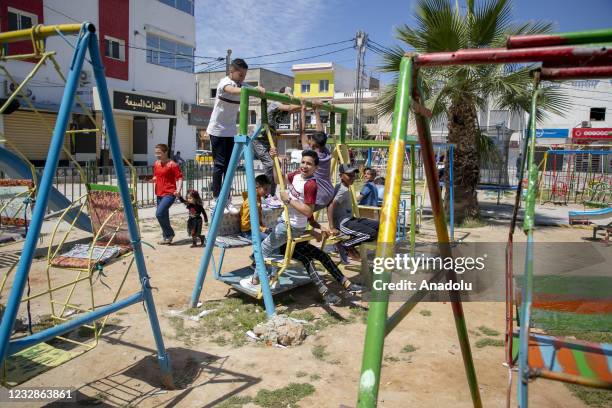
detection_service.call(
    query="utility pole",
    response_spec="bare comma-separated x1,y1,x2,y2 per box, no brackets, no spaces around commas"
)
353,31,367,139
226,49,232,75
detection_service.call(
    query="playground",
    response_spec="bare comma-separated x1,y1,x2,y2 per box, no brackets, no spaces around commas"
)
0,8,611,408
0,194,600,407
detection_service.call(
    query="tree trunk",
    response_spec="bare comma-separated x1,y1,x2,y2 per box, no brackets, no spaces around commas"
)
446,96,480,223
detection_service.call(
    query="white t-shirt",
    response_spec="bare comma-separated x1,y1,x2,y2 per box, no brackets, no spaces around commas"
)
206,76,241,137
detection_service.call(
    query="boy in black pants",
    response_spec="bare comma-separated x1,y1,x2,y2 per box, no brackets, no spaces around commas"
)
327,164,379,260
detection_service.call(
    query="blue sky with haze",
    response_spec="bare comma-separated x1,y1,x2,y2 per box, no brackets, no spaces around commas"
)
194,0,612,83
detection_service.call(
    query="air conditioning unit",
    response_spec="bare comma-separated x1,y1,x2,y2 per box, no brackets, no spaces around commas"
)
181,102,191,114
581,121,591,128
7,81,35,100
79,70,91,87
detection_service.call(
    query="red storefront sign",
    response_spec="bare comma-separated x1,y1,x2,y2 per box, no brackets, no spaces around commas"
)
572,128,612,139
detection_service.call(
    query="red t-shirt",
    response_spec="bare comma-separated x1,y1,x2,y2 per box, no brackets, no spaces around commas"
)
154,160,183,197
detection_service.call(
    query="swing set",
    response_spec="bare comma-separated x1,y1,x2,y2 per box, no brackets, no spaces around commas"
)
0,23,173,388
355,28,612,408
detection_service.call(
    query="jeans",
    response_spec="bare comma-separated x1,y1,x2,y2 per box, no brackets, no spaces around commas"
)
240,230,268,242
156,195,175,239
210,135,235,198
252,139,276,196
261,219,305,260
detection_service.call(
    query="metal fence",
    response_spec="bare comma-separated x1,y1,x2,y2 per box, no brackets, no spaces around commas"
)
41,159,300,208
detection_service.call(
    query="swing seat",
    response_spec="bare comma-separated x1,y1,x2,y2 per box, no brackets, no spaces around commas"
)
3,341,87,387
0,179,35,229
512,331,612,389
221,265,312,298
49,184,135,271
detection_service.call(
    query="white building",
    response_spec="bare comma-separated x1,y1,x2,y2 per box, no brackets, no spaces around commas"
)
0,0,197,166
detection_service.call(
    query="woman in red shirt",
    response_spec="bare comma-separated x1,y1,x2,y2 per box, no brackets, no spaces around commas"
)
153,143,183,244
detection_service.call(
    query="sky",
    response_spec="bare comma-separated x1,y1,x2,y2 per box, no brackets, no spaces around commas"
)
194,0,612,83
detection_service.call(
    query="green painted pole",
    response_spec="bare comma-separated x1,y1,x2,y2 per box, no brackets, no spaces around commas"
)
518,74,541,408
413,74,482,408
357,56,413,408
410,145,416,257
242,87,347,115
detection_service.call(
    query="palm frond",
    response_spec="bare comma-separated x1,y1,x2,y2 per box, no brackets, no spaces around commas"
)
469,0,513,47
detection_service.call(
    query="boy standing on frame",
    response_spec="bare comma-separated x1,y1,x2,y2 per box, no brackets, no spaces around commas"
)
206,58,265,214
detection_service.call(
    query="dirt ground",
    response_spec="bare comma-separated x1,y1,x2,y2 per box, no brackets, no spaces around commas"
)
0,195,607,407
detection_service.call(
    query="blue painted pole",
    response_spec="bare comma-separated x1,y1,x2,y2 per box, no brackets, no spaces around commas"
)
9,291,143,355
366,147,372,167
449,145,455,242
242,134,275,316
87,26,172,386
189,126,261,307
0,26,91,365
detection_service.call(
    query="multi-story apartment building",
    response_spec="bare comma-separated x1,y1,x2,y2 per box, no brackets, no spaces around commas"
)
0,0,198,165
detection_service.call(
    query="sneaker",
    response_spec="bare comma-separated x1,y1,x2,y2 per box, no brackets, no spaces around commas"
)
343,281,364,294
158,238,170,245
323,292,341,306
227,202,239,215
239,277,260,292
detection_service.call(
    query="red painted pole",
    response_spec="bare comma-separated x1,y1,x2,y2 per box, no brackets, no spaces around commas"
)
541,66,612,80
413,45,611,67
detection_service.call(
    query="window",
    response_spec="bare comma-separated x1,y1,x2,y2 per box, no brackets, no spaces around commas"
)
104,36,125,61
249,110,257,125
146,33,194,73
301,80,310,93
210,88,217,98
590,107,606,121
365,115,378,124
7,8,37,31
319,79,329,93
158,0,194,15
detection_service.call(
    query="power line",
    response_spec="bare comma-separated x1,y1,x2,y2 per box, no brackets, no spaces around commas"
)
242,39,354,60
249,46,354,67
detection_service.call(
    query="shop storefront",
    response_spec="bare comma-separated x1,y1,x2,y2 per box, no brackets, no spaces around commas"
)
93,88,177,165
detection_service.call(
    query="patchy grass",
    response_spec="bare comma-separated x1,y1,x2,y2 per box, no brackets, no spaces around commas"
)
384,355,400,363
198,298,266,347
288,310,316,322
295,371,307,378
458,217,487,228
401,344,417,353
303,313,344,335
348,306,368,324
216,395,253,408
475,338,504,348
309,374,321,381
312,345,328,361
566,384,612,408
477,325,500,337
168,316,197,347
253,383,315,408
419,309,432,317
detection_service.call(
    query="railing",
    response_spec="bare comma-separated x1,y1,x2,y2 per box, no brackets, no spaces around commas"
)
38,158,300,208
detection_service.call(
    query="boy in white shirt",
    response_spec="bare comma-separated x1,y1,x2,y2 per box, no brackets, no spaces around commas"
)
206,58,265,213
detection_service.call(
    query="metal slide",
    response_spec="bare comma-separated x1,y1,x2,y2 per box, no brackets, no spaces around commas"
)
0,145,91,232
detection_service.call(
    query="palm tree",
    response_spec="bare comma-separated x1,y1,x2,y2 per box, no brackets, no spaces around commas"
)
377,0,569,222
